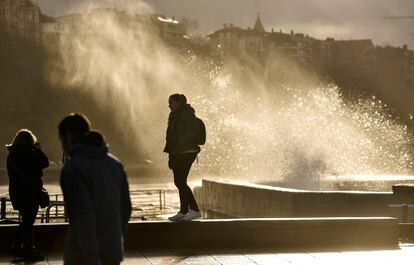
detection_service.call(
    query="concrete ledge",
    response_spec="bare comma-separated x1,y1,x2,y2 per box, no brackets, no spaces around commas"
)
195,179,396,218
0,217,399,253
126,217,399,249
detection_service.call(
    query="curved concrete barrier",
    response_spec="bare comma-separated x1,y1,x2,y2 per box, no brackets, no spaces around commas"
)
194,179,396,218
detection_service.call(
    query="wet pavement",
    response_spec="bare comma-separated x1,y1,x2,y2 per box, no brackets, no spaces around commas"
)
1,244,413,265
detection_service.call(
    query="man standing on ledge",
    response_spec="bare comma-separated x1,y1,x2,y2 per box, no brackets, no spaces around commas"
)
164,94,202,221
59,113,131,265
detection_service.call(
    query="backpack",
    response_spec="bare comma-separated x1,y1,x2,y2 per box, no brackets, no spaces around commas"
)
196,117,206,145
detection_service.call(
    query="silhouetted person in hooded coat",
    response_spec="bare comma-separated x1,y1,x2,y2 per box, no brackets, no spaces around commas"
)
59,113,131,265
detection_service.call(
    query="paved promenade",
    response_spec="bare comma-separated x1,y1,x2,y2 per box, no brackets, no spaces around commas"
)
0,244,413,265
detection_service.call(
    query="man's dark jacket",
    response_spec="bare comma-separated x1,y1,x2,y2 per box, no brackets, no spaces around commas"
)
164,104,201,154
60,134,132,265
7,144,49,210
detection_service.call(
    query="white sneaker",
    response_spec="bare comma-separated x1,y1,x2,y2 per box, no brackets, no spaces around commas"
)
168,212,186,222
182,209,202,221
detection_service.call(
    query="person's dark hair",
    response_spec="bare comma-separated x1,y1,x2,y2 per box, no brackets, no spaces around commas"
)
7,129,37,146
58,113,91,142
169,94,187,105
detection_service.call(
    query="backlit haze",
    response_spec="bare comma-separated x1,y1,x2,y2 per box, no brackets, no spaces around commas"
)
34,0,413,190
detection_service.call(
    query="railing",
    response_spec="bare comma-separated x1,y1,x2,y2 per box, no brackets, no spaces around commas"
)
0,197,18,221
45,201,67,223
388,204,414,223
0,189,173,223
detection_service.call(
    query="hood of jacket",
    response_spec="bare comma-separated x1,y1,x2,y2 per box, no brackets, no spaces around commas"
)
168,104,195,121
68,131,109,159
69,143,109,160
181,104,195,114
177,104,195,113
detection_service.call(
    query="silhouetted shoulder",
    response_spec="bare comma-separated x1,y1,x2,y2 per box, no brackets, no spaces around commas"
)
107,153,128,173
107,152,122,165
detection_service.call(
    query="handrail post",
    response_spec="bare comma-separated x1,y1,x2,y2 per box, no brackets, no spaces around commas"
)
163,190,166,210
402,204,409,223
159,190,162,210
55,195,58,217
1,197,6,219
46,205,51,223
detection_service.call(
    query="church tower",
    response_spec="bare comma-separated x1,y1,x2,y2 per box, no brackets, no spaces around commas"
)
253,13,265,32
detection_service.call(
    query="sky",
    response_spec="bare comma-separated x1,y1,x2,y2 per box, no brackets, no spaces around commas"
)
36,0,414,48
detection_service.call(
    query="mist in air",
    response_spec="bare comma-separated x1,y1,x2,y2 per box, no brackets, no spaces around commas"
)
42,0,413,189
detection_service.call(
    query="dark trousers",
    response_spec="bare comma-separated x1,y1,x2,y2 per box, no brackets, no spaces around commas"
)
15,205,39,251
170,153,199,214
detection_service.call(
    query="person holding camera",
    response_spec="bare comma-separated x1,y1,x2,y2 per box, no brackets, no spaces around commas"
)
6,129,49,261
